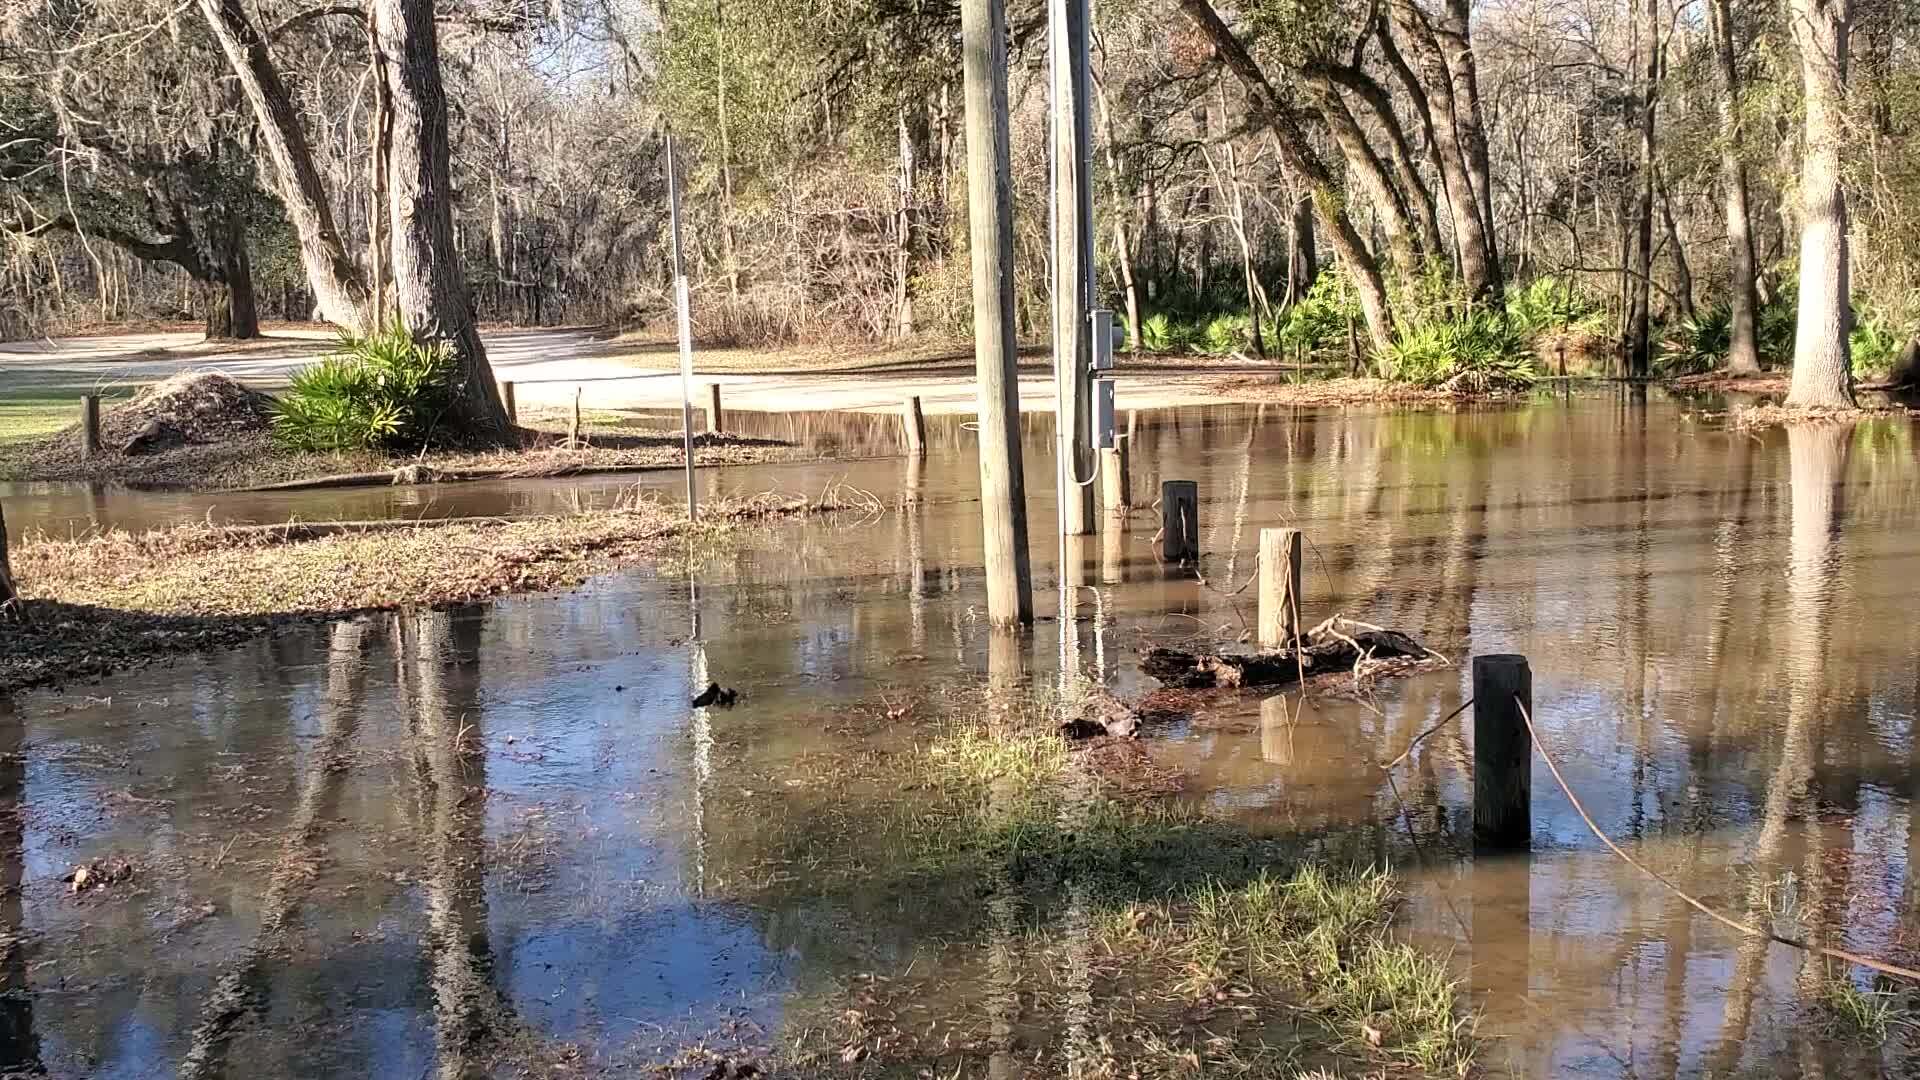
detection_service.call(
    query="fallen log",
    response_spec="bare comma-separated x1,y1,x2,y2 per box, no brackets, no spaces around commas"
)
1141,618,1433,690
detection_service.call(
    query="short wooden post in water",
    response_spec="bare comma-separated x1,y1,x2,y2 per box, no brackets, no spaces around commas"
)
1473,654,1534,852
79,395,101,460
1257,528,1303,648
901,395,926,455
705,383,723,435
568,387,583,447
1160,480,1197,563
1100,434,1131,512
499,381,517,426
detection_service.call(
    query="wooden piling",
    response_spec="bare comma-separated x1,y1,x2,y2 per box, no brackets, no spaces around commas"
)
499,381,517,426
79,395,101,460
902,395,926,455
568,388,582,447
705,383,723,435
1160,480,1197,563
1472,654,1533,852
1257,528,1302,648
1100,434,1131,512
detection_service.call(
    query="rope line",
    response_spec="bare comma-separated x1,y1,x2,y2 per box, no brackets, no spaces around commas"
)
1380,697,1475,773
1516,696,1920,984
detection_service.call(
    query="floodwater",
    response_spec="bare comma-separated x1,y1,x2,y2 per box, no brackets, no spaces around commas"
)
5,392,1920,1077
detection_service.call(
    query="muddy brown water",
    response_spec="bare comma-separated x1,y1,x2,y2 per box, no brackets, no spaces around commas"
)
5,392,1920,1076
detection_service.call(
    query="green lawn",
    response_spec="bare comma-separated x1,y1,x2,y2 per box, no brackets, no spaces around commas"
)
0,391,133,445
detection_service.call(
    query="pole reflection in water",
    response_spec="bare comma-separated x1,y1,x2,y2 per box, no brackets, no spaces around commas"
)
0,699,37,1076
179,619,371,1079
409,609,506,1080
689,561,712,899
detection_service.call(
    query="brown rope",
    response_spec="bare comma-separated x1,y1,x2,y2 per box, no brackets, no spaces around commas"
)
1380,697,1475,773
1515,697,1920,984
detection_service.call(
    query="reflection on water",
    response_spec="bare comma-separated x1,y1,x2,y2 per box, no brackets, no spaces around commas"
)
4,393,1920,1076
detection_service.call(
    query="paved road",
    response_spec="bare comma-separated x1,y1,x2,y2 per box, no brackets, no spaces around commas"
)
0,327,1239,415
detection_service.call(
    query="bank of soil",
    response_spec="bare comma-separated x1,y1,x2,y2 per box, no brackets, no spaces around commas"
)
1,493,835,693
1212,374,1509,407
0,372,800,490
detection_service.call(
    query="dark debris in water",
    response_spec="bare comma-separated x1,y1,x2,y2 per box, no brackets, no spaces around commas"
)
63,856,136,895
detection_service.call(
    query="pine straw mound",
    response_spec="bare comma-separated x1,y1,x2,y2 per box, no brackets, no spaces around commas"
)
110,372,275,446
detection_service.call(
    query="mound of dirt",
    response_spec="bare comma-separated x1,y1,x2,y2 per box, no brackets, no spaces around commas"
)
105,373,275,451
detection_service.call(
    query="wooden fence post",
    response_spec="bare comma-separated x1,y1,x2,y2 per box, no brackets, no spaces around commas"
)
901,395,926,455
80,395,101,460
705,383,723,435
1258,528,1302,648
1473,654,1533,852
1100,433,1131,512
1160,480,1197,563
499,381,517,426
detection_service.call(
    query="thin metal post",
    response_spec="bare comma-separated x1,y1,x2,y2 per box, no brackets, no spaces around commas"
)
667,133,698,521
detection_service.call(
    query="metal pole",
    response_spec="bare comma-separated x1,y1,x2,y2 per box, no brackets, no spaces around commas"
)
1049,0,1096,542
666,132,699,522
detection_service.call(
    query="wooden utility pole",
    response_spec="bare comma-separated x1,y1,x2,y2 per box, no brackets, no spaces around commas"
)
1050,0,1096,537
962,0,1033,625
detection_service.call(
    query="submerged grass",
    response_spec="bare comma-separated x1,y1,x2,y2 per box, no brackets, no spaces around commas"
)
700,685,1478,1078
1817,975,1894,1042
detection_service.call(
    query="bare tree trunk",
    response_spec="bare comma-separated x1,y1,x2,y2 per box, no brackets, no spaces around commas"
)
714,0,741,301
1180,0,1395,355
367,30,392,323
1319,64,1444,258
1308,76,1419,279
205,217,260,340
195,0,369,328
1384,4,1498,300
1094,75,1143,352
1436,0,1500,281
1286,184,1316,304
1659,175,1693,320
894,110,917,339
1709,0,1762,374
1786,0,1858,409
1626,0,1657,377
371,0,510,438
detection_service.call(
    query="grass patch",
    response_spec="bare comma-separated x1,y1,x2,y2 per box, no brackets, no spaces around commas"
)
701,687,1478,1077
0,390,132,445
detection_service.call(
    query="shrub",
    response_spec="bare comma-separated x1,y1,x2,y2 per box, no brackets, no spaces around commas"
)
1759,296,1797,362
1850,309,1905,376
1383,309,1535,388
272,319,460,452
1659,304,1733,375
1274,268,1362,356
1507,276,1608,341
1200,312,1253,355
1139,311,1195,354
